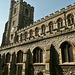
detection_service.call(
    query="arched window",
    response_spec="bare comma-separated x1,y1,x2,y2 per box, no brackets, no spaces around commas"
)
25,9,28,15
41,25,46,35
30,30,33,38
14,8,16,14
12,52,16,63
57,18,63,31
17,50,23,63
6,53,11,63
38,72,43,75
16,35,19,42
60,41,74,63
35,27,39,36
49,22,53,33
11,34,13,40
33,47,43,63
20,34,22,42
25,32,28,40
67,14,74,25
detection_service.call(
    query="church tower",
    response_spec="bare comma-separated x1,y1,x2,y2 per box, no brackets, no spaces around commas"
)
1,0,34,46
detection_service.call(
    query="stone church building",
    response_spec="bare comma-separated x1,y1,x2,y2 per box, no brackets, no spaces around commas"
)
0,0,75,75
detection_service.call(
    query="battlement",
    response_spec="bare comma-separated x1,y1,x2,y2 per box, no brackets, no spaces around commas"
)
23,1,34,9
17,3,75,31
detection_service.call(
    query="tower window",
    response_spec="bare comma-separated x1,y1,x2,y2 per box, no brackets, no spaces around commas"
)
13,20,15,25
14,8,16,14
11,34,13,39
25,9,28,15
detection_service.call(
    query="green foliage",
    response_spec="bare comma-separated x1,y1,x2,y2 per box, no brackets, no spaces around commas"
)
10,52,17,75
50,44,63,75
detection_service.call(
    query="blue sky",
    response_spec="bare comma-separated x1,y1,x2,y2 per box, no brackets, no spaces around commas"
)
0,0,75,46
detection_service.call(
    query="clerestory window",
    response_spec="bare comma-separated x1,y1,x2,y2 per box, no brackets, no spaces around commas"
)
35,27,39,36
67,14,74,25
41,25,46,35
57,18,63,31
49,22,53,33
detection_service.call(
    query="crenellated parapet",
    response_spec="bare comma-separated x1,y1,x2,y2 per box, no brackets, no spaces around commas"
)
23,1,34,10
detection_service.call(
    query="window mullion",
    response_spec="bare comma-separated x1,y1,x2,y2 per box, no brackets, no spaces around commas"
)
66,45,69,62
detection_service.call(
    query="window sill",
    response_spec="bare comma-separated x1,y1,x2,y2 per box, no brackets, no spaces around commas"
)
33,63,45,66
68,23,74,26
16,63,24,65
59,62,75,66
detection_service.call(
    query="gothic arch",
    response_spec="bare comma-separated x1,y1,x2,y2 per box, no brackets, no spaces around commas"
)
48,21,53,33
41,24,46,34
32,46,44,53
57,18,63,31
6,52,11,63
67,13,74,19
57,17,63,22
29,29,33,38
17,50,23,63
67,13,74,25
60,41,74,63
35,27,39,36
33,47,43,63
60,41,74,48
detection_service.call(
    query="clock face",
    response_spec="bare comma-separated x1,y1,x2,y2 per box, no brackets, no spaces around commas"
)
11,27,14,32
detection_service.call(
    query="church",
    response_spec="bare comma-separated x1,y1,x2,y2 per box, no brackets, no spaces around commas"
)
0,0,75,75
